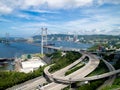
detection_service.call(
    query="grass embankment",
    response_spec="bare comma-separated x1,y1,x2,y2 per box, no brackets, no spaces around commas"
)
0,66,45,90
33,53,45,58
65,57,89,76
65,62,85,76
63,60,109,90
49,51,82,72
77,80,104,90
88,60,109,76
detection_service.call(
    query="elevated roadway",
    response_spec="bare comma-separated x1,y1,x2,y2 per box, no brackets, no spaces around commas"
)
49,62,119,83
7,51,84,90
7,76,47,90
97,59,116,90
7,47,120,90
43,45,81,51
44,54,86,78
43,53,120,90
70,69,120,82
43,53,100,90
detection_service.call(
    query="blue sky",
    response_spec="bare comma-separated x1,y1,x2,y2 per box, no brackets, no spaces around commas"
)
0,0,120,37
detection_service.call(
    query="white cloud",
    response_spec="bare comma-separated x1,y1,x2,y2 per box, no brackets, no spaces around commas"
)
0,0,93,15
0,0,120,15
98,0,120,5
0,2,12,14
15,13,47,21
20,0,43,9
51,13,120,35
73,0,93,7
0,0,119,36
28,9,59,14
43,0,93,9
21,0,93,9
10,14,120,35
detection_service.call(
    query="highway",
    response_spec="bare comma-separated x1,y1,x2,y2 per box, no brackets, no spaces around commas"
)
43,45,81,51
43,53,120,90
71,69,120,82
43,53,100,90
97,59,116,90
44,54,86,78
7,48,120,90
50,62,120,83
7,52,85,90
7,76,47,90
42,53,86,90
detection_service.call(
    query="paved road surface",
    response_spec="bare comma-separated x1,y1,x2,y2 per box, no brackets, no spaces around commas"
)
7,52,84,90
7,51,120,90
43,53,100,90
97,59,116,90
7,76,47,90
44,54,86,78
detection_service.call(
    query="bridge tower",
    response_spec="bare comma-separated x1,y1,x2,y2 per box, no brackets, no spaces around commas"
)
5,33,10,44
41,28,47,55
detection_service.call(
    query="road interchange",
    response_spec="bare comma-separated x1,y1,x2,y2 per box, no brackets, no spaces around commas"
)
43,52,120,90
7,50,120,90
97,59,116,90
43,52,100,90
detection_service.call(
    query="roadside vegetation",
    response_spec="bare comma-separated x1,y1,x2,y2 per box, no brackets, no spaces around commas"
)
77,79,104,90
33,53,45,58
114,57,120,69
65,57,89,76
114,44,120,49
102,57,120,90
0,66,45,90
0,50,81,90
102,76,120,90
49,51,82,72
76,60,108,90
88,43,118,52
88,44,108,52
45,50,62,58
65,62,85,76
87,60,109,76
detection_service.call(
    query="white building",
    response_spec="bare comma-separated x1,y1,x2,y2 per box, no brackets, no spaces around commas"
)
20,57,46,73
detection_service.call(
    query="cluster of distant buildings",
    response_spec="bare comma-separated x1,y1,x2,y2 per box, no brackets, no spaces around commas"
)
50,35,79,42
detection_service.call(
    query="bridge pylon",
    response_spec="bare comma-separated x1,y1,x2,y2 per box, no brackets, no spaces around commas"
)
41,28,47,55
5,33,10,44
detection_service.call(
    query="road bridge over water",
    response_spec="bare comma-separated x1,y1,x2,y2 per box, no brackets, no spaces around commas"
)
43,45,82,51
